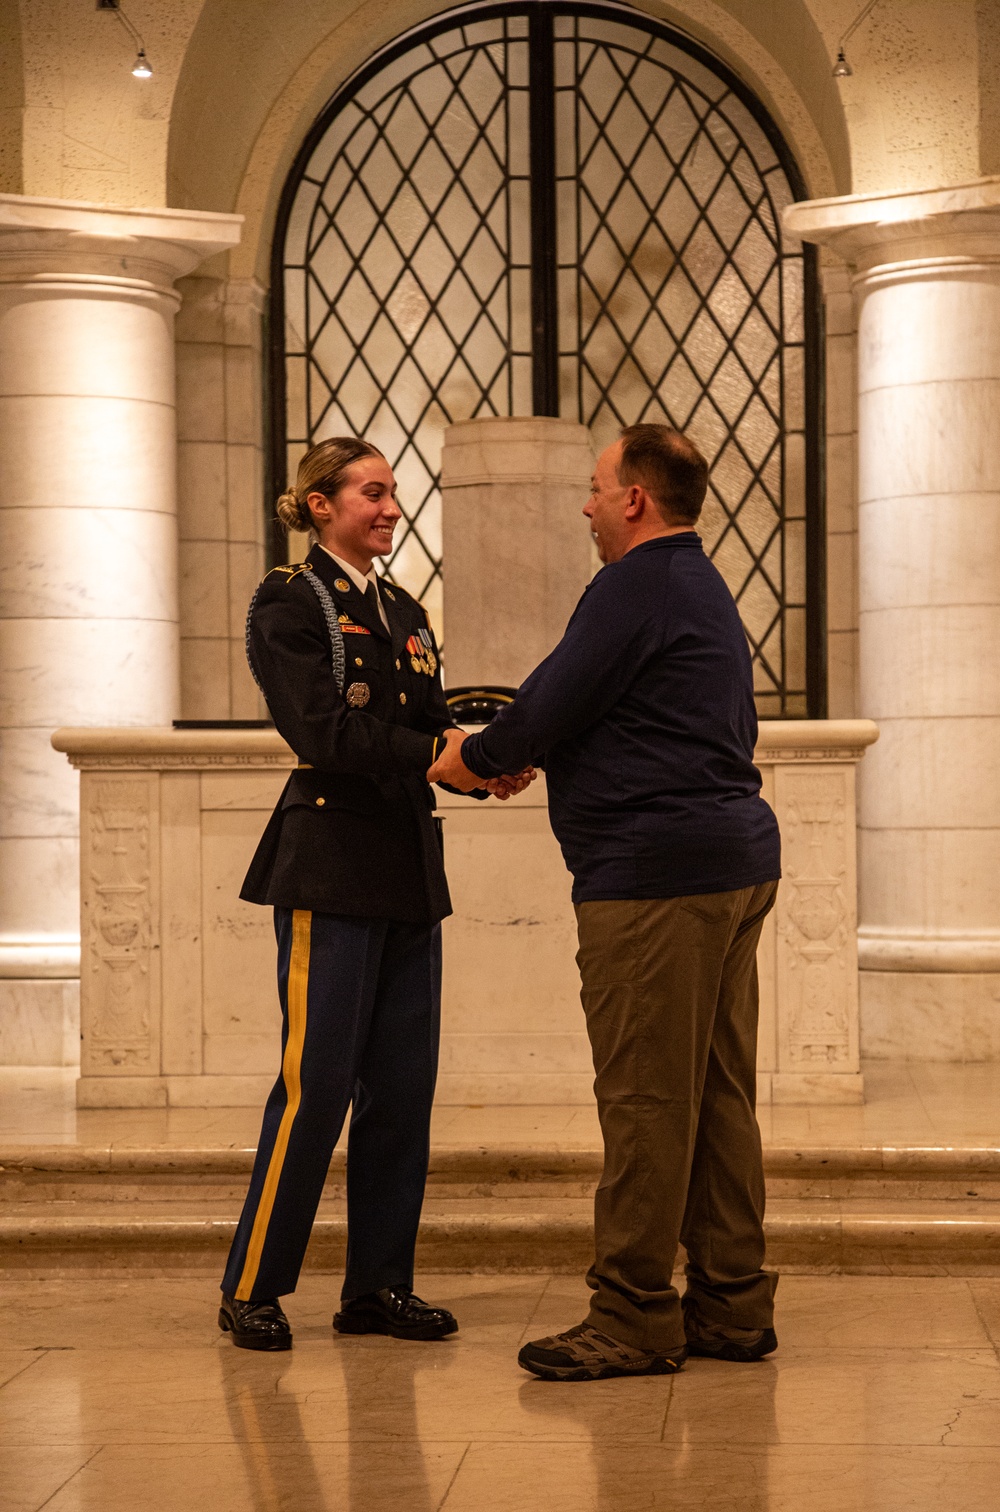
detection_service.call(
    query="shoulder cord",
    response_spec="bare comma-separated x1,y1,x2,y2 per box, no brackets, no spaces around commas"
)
244,570,346,697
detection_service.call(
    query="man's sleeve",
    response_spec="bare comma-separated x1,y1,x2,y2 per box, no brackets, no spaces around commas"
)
461,567,654,780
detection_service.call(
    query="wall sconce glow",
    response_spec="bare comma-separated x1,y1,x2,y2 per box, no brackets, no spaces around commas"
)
132,49,152,79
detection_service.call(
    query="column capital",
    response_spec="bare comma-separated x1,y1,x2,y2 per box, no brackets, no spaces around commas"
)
0,193,242,296
784,176,1000,283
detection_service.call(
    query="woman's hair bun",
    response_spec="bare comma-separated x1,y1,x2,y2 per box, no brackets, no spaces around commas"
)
275,490,306,532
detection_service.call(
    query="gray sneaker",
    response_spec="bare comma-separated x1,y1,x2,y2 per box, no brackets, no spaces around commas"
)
685,1316,777,1362
518,1321,687,1382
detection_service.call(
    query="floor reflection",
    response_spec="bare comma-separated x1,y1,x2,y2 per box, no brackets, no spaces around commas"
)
515,1358,779,1510
219,1338,438,1512
221,1353,330,1512
339,1340,437,1512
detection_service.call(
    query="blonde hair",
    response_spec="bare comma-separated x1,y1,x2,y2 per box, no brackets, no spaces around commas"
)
275,437,385,533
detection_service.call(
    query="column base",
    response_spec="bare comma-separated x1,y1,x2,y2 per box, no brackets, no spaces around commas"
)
861,971,1000,1060
0,979,79,1067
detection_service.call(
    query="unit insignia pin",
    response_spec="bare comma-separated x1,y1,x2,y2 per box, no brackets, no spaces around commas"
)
346,682,371,707
335,578,351,593
384,586,396,600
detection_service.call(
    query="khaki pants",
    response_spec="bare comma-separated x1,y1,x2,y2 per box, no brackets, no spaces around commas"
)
575,882,779,1352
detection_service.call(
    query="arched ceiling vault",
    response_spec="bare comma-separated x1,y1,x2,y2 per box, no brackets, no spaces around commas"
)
167,0,849,284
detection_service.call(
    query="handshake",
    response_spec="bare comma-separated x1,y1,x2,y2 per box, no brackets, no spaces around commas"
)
426,727,536,801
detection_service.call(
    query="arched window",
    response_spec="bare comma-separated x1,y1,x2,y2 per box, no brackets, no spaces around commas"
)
272,2,823,716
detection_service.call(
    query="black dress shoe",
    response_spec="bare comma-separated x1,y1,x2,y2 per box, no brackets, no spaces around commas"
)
333,1287,458,1341
218,1293,292,1351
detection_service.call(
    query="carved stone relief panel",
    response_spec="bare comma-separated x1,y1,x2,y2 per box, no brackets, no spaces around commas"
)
773,764,860,1072
80,774,160,1075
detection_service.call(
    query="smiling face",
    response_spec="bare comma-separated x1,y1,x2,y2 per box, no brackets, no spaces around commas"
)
307,455,402,572
583,441,631,564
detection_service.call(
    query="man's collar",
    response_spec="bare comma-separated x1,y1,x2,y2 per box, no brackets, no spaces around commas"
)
627,531,702,555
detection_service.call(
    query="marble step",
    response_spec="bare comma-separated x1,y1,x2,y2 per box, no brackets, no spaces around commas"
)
3,1143,1000,1202
2,1194,1000,1275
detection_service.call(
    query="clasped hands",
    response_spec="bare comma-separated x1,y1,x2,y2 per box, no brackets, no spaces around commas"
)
427,727,536,801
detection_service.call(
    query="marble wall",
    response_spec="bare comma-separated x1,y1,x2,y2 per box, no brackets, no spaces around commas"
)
175,275,267,721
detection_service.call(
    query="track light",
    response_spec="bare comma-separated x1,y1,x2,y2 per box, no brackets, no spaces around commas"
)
96,0,153,79
832,0,880,78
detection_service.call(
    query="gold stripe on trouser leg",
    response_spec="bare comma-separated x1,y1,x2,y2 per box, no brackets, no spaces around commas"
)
235,909,312,1301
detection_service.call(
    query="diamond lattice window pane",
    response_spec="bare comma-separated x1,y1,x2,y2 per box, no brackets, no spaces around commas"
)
734,486,780,557
631,310,676,382
708,264,753,337
705,175,753,247
657,88,702,159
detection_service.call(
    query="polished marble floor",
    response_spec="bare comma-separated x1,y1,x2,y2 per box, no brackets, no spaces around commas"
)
2,1271,1000,1510
3,1059,1000,1152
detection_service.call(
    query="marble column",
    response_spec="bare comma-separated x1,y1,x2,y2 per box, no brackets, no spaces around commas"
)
787,179,1000,1058
0,195,241,1064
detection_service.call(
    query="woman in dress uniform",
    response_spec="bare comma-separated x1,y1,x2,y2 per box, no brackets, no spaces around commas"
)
218,436,526,1350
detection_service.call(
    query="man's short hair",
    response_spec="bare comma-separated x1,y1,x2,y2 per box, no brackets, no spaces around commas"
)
617,424,709,526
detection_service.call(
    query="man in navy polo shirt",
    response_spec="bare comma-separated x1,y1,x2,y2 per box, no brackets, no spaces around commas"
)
429,423,781,1380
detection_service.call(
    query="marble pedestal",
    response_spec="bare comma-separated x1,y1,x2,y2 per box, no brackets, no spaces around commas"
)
54,721,875,1108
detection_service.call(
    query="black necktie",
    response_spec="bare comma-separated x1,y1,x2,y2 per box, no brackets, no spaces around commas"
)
364,579,383,625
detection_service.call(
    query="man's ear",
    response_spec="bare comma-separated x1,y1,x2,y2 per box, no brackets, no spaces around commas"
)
623,485,645,520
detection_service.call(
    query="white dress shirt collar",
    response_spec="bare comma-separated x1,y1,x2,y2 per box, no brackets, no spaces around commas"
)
318,546,389,630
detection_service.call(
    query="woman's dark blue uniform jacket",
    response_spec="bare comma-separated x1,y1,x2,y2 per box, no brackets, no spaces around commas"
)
462,532,781,903
241,545,456,925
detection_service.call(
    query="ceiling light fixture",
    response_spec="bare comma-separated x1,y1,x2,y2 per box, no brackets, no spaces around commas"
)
833,0,881,79
96,0,153,80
